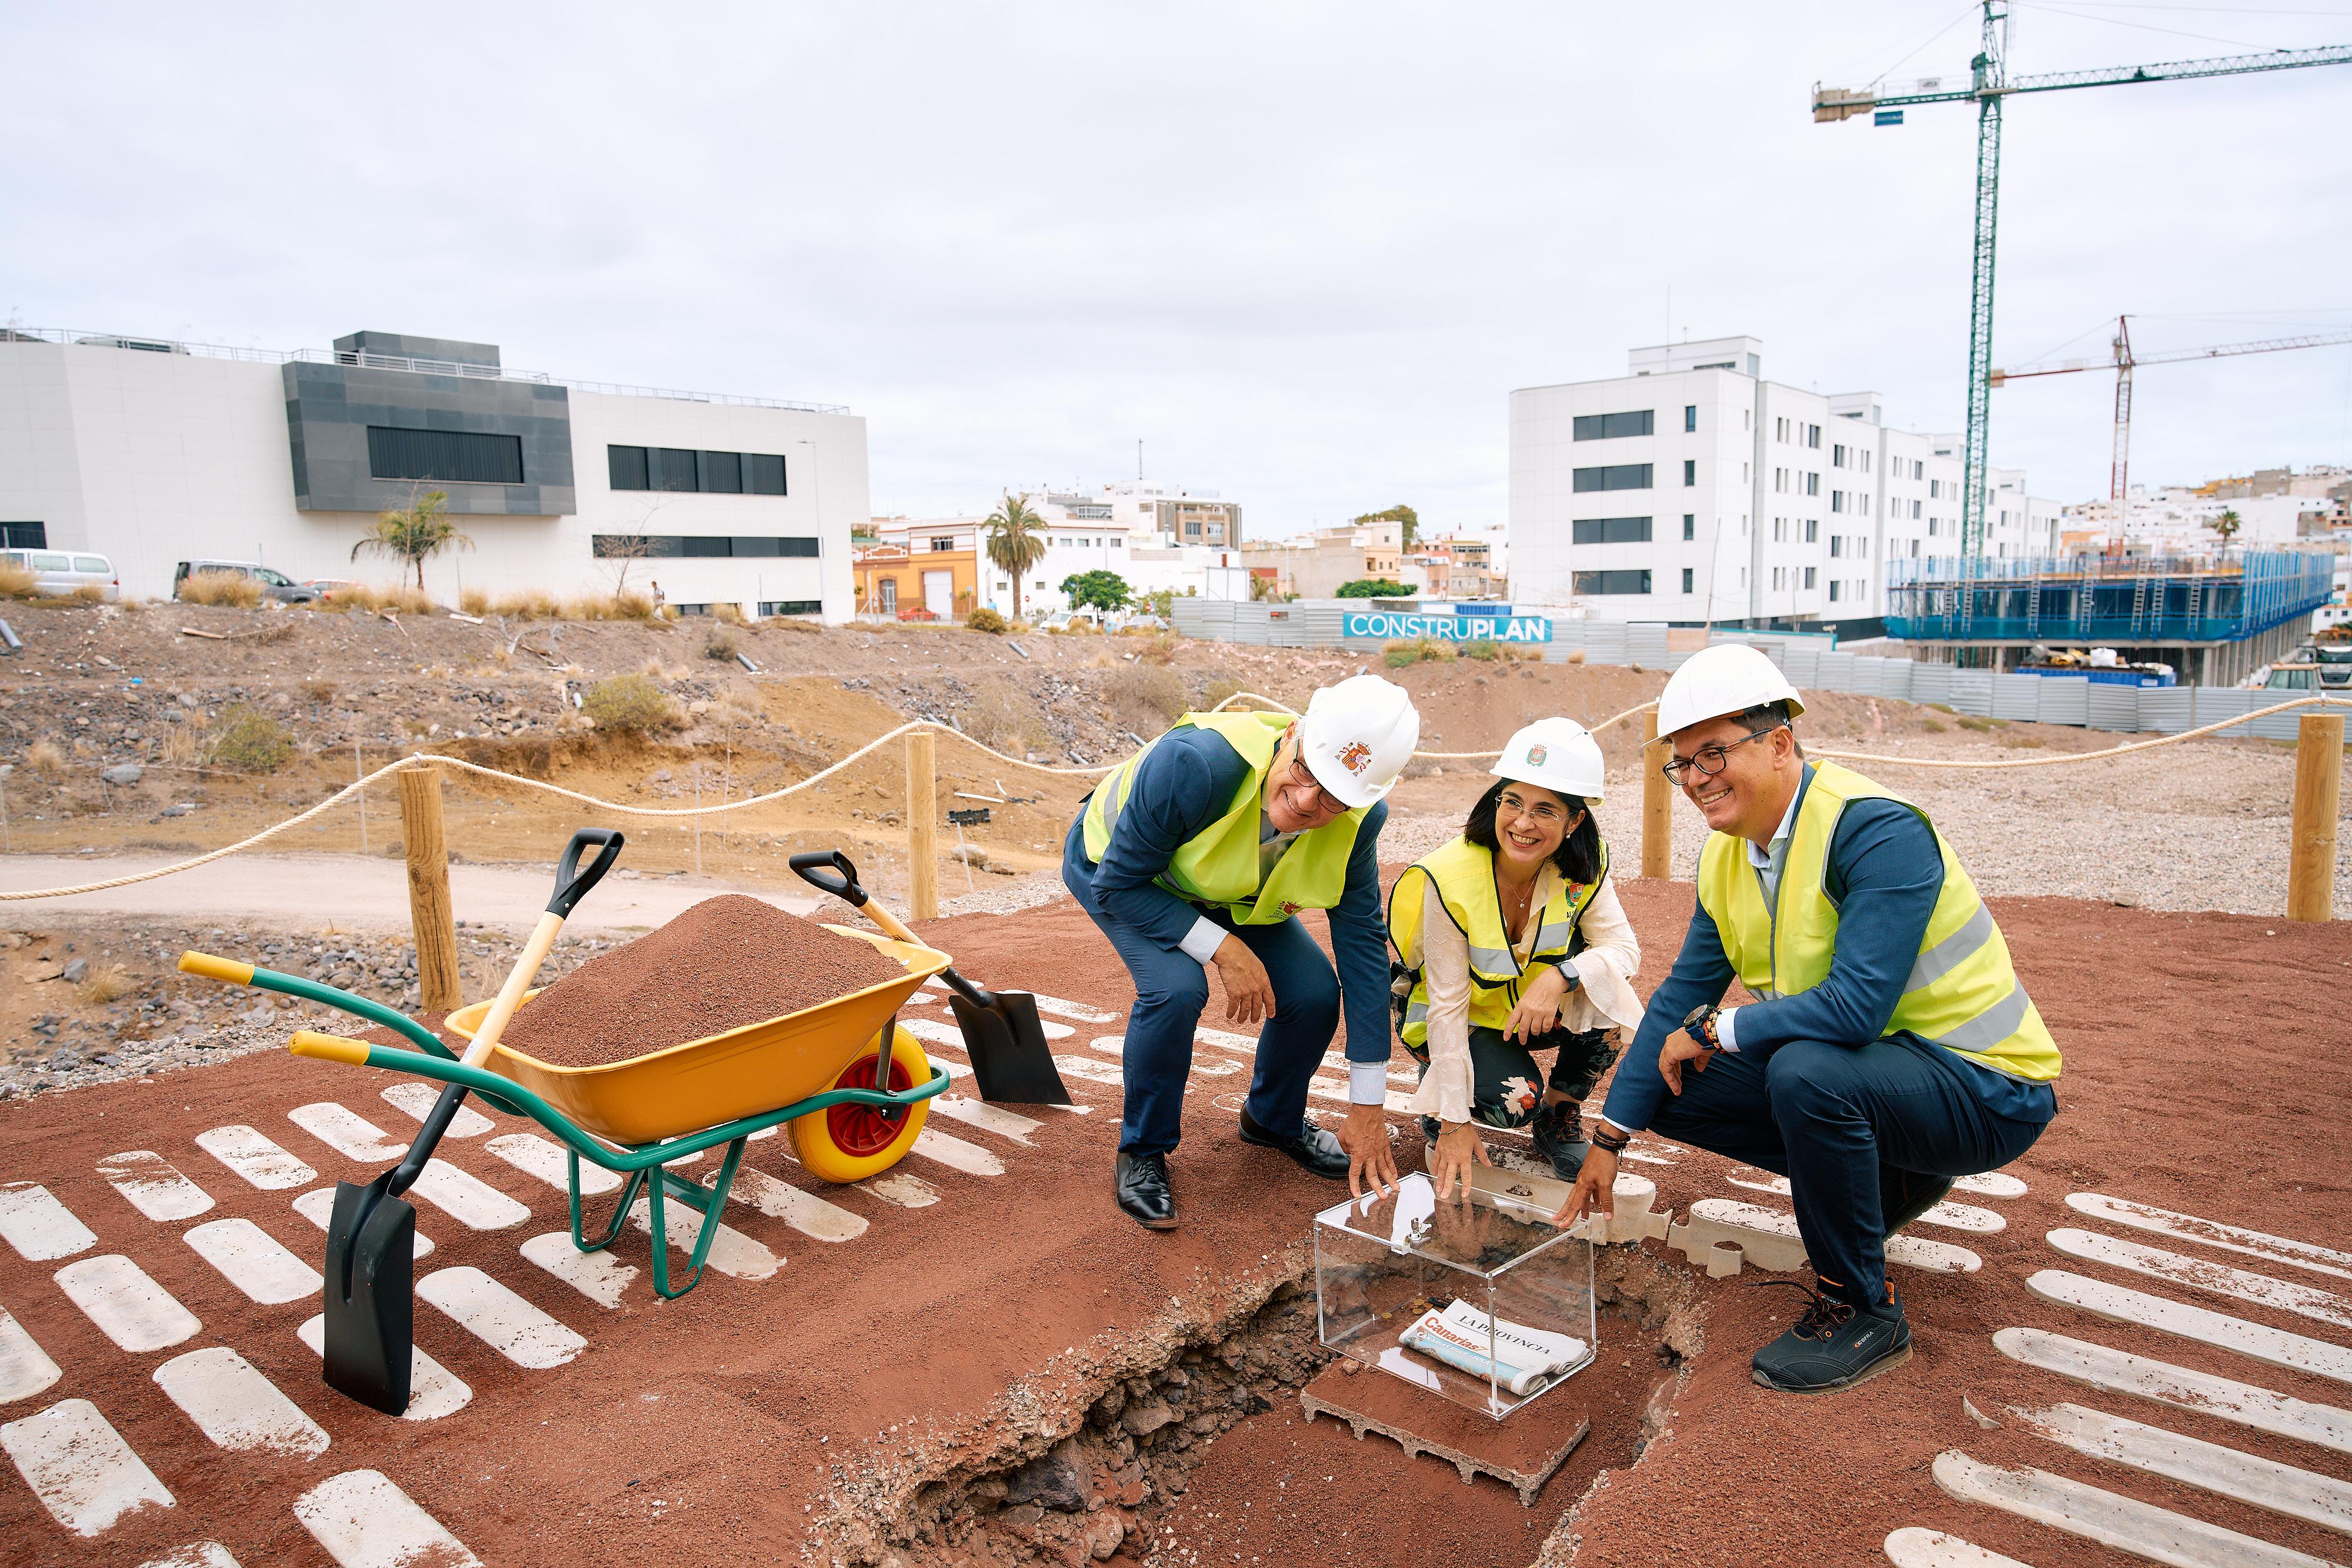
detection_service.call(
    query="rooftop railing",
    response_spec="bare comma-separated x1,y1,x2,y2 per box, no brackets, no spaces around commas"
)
3,327,850,414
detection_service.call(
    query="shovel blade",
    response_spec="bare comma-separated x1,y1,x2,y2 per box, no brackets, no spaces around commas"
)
947,990,1074,1105
322,1175,416,1416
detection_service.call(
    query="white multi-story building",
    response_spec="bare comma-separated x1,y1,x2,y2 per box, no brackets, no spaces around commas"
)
1510,337,2060,624
0,327,865,618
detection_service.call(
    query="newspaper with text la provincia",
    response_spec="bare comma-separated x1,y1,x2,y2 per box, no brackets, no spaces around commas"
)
1398,1299,1589,1397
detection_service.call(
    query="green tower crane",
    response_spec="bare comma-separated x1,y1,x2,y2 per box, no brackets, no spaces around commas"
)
1813,5,2352,627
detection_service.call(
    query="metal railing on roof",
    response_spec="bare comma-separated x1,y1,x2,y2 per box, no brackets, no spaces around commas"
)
2,327,850,414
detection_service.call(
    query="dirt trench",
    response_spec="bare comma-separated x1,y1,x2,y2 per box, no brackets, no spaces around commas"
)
820,1245,1710,1568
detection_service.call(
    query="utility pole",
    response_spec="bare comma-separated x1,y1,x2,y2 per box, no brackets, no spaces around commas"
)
1814,12,2352,586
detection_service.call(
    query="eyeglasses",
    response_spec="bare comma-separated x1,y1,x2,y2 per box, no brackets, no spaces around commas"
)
1661,726,1782,786
1495,791,1572,826
1279,752,1347,817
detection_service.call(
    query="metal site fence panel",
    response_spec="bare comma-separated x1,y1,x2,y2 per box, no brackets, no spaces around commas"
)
1780,643,1821,686
2139,688,2195,735
1908,663,1955,708
1816,651,1857,690
2086,683,2141,733
2035,676,2091,728
1948,671,1995,717
1990,673,2043,723
1626,623,1670,667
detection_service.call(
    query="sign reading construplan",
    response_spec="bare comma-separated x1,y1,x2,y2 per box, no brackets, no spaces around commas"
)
1342,611,1553,643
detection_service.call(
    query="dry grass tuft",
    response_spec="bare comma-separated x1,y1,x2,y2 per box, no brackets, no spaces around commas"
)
1104,663,1185,734
713,602,746,626
78,963,136,1005
159,726,201,765
26,739,66,775
71,584,106,605
0,563,36,599
703,627,740,662
302,679,337,705
582,674,681,734
178,571,263,609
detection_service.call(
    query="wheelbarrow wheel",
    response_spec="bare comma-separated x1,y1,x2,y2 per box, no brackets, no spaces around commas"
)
789,1026,932,1185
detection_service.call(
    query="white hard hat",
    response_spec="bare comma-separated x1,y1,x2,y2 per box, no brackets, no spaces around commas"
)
1299,674,1421,808
1655,644,1806,738
1492,717,1606,803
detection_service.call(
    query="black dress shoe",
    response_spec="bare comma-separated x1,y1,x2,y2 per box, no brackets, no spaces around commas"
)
1116,1151,1178,1230
1237,1108,1351,1179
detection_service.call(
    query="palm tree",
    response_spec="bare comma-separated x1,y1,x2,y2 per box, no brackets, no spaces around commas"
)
984,495,1050,620
2211,509,2242,554
353,488,474,591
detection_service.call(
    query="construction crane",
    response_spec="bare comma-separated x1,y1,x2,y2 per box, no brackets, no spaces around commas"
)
1991,316,2352,510
1813,4,2352,586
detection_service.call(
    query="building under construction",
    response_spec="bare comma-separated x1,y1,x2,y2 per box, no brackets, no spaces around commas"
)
1884,549,2334,684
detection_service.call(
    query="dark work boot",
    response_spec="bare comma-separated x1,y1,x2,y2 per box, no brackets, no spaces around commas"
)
1881,1172,1955,1238
1529,1101,1591,1179
1750,1282,1912,1395
1115,1152,1177,1231
1237,1108,1349,1179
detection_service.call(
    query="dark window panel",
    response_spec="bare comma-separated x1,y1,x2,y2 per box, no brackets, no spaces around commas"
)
759,599,821,616
682,536,732,557
1571,464,1653,493
654,447,700,492
1572,569,1652,596
733,536,781,557
366,426,524,485
1572,410,1653,441
746,453,787,494
1,521,47,549
607,445,649,491
701,451,742,494
592,534,683,558
1571,516,1652,545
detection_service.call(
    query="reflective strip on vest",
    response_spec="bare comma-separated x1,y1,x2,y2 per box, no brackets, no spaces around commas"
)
1904,901,1995,995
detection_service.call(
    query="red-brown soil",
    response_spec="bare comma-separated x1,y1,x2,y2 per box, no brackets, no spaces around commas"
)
499,895,903,1066
0,881,2345,1567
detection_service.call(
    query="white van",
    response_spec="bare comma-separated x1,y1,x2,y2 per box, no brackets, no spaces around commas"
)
0,548,120,602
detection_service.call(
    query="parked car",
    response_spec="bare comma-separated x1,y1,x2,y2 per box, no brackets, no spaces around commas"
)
302,579,370,601
172,560,319,604
895,606,938,622
0,548,120,601
2316,645,2352,689
2264,664,2318,691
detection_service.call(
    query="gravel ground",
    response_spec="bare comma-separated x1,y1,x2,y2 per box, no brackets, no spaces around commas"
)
1387,727,2350,917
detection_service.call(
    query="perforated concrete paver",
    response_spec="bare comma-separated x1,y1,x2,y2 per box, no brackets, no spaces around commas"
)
182,1218,322,1305
193,1126,316,1191
152,1346,330,1458
291,1188,435,1258
415,1267,586,1369
97,1152,216,1223
54,1255,201,1353
292,1468,480,1568
0,1183,98,1262
1,1397,175,1537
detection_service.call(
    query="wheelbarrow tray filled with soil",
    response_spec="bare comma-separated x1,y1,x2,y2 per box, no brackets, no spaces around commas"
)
443,925,953,1146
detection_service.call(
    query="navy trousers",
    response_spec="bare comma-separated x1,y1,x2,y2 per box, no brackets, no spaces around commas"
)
1645,1036,2047,1306
1064,821,1337,1156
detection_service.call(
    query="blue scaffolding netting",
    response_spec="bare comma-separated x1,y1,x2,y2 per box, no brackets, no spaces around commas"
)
1883,550,2335,644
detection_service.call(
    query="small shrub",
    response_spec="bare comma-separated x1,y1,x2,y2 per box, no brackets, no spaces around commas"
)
159,726,200,765
1382,637,1456,668
71,584,106,605
0,563,35,599
582,674,680,734
1461,640,1501,661
965,607,1007,634
459,586,492,616
27,738,66,775
179,571,263,609
1920,718,1947,734
1105,663,1185,733
1956,716,1996,733
206,704,295,773
302,680,337,705
703,628,740,662
1926,702,1956,714
713,602,746,626
78,963,135,1005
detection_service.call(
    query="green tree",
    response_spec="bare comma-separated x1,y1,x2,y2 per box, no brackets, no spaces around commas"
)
1352,504,1420,549
984,495,1050,620
1059,569,1131,614
353,488,473,591
1335,578,1413,598
2212,509,2242,551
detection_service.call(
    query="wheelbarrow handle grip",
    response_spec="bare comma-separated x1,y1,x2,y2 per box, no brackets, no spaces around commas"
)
548,828,625,917
788,850,865,905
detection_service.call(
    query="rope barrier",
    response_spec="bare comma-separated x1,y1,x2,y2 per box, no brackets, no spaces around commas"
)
4,689,2340,904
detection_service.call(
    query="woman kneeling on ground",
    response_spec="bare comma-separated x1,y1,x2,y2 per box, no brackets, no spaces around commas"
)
1388,717,1644,1196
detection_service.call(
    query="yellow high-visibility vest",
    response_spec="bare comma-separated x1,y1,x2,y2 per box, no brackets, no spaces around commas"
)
1696,761,2061,1082
1080,710,1367,925
1387,835,1606,1047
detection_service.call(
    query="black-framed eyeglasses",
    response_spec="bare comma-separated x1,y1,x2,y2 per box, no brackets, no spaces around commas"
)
1661,726,1782,786
1279,752,1347,816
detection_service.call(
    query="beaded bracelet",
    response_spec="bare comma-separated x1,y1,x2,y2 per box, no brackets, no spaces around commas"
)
1589,1124,1632,1154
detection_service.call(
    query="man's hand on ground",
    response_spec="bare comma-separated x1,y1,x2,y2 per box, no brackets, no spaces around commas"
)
1658,1027,1712,1096
1210,935,1277,1026
1550,1144,1619,1230
1339,1102,1397,1201
1426,1119,1491,1200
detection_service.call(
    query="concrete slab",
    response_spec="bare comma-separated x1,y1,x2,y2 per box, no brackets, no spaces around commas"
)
2006,1399,2352,1536
295,1316,471,1421
1298,1361,1589,1507
292,1468,480,1568
192,1126,316,1191
152,1346,330,1458
1932,1448,2331,1568
0,1183,98,1262
182,1218,322,1305
1992,1326,2352,1456
2025,1269,2352,1386
0,1398,175,1537
2064,1193,2352,1283
54,1255,201,1352
0,1306,63,1405
97,1152,216,1223
286,1104,406,1164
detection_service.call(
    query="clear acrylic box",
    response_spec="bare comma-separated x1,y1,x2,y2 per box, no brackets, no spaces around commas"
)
1312,1171,1596,1419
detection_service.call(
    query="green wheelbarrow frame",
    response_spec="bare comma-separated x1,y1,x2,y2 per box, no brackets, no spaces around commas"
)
187,958,948,1300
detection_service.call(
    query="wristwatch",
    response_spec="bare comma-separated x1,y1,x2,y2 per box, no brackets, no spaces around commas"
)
1683,1002,1723,1054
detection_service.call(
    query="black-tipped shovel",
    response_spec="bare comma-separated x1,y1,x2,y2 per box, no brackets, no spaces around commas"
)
322,828,624,1414
789,850,1073,1106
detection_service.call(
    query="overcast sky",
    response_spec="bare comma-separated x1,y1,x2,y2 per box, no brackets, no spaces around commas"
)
7,2,2350,537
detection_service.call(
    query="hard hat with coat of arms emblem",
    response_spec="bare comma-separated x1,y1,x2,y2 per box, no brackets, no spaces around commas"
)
1298,674,1420,808
1491,716,1605,801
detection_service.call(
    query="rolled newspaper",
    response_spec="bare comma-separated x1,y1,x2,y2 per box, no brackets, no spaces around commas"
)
1398,1298,1589,1396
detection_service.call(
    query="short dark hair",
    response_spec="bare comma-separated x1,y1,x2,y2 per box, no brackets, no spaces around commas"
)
1735,700,1804,758
1464,780,1603,885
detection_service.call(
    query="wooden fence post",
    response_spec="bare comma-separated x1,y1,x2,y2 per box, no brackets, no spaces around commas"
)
1642,708,1672,880
907,728,938,921
2287,713,2344,922
398,763,464,1011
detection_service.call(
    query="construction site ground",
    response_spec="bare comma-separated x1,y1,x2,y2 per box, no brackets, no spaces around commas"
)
3,597,2350,1566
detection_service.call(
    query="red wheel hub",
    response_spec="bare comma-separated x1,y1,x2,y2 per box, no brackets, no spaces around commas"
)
826,1050,915,1159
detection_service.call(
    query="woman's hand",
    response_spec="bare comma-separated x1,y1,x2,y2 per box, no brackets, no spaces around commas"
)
1502,966,1572,1042
1210,935,1277,1026
1426,1119,1492,1199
